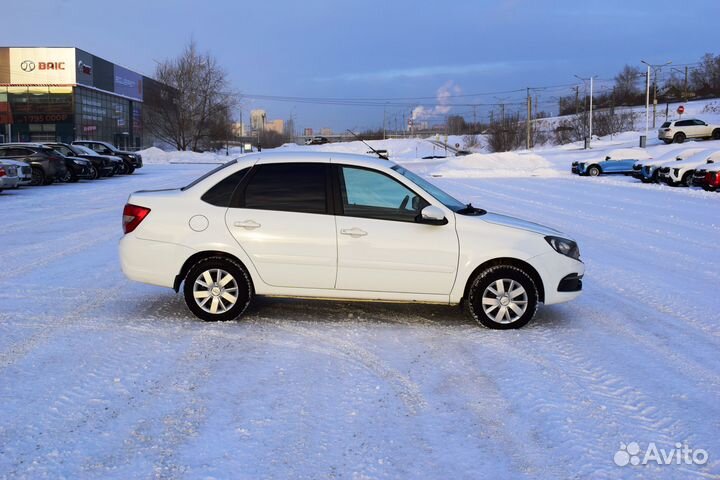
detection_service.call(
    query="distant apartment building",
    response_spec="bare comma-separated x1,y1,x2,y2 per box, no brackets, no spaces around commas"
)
303,127,313,137
250,109,266,131
320,127,332,136
264,119,284,135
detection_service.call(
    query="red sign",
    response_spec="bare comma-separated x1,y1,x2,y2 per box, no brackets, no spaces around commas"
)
677,105,685,115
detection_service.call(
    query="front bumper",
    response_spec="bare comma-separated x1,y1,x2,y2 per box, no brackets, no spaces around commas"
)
528,251,585,305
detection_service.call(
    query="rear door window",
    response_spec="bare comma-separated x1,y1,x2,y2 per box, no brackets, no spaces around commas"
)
239,163,328,214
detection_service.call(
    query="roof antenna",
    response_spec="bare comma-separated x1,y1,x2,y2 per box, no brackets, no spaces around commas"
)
346,129,388,160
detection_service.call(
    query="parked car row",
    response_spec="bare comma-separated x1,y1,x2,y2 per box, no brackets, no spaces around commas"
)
570,145,720,192
0,140,143,192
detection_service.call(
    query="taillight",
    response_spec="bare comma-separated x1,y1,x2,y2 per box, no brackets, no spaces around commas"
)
0,167,5,177
122,204,151,234
706,172,720,187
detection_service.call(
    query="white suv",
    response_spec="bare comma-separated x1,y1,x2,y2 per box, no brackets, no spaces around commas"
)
658,150,720,186
658,118,720,144
119,152,584,329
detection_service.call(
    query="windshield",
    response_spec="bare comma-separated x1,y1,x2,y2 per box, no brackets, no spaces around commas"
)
182,160,238,191
73,145,98,156
391,165,466,211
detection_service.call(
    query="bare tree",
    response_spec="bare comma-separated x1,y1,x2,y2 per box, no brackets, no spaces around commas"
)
613,65,643,105
144,40,239,151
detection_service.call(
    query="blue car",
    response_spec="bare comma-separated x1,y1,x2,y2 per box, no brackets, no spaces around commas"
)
571,148,651,177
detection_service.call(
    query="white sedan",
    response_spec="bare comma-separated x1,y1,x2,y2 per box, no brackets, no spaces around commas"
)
119,152,584,329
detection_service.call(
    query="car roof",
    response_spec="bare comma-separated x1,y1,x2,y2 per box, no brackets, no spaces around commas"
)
1,142,50,148
248,150,395,169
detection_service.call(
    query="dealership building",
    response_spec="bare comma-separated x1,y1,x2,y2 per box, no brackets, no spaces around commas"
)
0,47,164,149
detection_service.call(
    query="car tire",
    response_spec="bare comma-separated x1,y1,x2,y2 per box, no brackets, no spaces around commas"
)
30,167,45,186
116,162,128,175
127,164,136,175
88,165,100,180
183,256,253,322
673,132,686,144
682,172,694,187
712,129,720,140
587,165,601,177
465,265,538,330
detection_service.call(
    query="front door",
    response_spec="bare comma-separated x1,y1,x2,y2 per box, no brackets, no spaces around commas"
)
334,165,458,295
225,162,337,289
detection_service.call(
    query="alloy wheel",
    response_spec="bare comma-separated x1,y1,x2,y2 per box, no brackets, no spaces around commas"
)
481,279,528,324
193,268,239,314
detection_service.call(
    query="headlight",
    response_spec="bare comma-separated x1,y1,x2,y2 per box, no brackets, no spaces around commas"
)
545,236,581,260
73,159,85,165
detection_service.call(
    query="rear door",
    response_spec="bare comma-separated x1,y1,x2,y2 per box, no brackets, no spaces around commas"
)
225,162,337,289
333,164,458,295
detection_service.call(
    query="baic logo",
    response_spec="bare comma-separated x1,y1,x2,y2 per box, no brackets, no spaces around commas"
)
20,60,35,72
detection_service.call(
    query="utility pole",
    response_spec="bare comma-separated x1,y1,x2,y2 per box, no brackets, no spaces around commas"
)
641,60,671,133
574,85,580,115
575,74,596,148
382,104,386,140
526,88,531,149
684,66,689,102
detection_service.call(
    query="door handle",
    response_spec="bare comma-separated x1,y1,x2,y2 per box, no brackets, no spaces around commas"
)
340,227,367,237
234,220,261,229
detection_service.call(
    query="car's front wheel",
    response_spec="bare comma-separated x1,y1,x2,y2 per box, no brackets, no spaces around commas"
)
587,165,601,176
466,265,538,329
183,257,253,322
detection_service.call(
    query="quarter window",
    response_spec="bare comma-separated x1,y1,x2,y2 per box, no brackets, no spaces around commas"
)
338,166,426,222
241,163,327,214
201,168,250,207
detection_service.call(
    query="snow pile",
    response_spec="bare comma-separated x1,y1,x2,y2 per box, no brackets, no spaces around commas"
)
412,152,557,178
139,146,243,165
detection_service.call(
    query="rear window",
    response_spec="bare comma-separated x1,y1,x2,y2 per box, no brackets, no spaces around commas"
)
661,122,670,128
181,160,238,191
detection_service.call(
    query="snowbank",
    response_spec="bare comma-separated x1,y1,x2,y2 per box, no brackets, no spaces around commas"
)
139,146,243,165
407,152,557,178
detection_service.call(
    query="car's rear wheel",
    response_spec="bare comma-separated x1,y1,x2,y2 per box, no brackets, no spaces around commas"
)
30,167,45,186
183,257,253,322
466,265,538,329
673,132,686,144
587,165,601,176
682,172,694,187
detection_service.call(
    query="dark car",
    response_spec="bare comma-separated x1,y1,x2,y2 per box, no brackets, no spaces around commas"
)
72,141,143,174
305,136,330,145
0,143,68,186
44,143,122,179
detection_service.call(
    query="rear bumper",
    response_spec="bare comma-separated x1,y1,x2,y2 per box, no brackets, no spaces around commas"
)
0,176,19,189
119,234,194,289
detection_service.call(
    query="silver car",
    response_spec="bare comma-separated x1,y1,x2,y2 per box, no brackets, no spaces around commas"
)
0,162,20,191
0,159,32,187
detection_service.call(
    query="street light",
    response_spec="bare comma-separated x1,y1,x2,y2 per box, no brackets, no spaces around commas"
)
575,74,596,149
641,60,672,133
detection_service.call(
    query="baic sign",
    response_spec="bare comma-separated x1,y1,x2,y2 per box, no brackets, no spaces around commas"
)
20,60,66,71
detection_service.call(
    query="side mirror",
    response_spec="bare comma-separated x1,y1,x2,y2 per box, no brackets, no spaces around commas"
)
418,205,447,225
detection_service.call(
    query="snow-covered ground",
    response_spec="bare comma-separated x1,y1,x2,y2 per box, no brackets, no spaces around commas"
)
1,135,719,478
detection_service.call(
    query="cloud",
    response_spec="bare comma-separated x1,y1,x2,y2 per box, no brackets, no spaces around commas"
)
317,60,540,82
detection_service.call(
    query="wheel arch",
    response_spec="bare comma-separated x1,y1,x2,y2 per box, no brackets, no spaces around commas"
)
462,257,545,303
174,250,254,293
586,163,602,175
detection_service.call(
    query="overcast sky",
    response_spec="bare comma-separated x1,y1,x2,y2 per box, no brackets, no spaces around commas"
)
5,0,719,132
